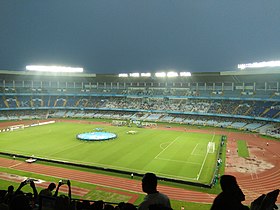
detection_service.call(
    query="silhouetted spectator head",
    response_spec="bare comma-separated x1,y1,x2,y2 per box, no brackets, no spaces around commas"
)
142,173,158,194
48,183,56,191
7,185,14,193
220,175,245,201
220,175,238,192
39,182,56,197
116,202,125,210
104,204,115,210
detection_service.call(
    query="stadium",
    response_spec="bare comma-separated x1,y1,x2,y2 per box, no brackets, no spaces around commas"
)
0,69,279,209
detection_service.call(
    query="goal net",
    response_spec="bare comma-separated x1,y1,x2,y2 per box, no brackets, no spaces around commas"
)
207,142,215,153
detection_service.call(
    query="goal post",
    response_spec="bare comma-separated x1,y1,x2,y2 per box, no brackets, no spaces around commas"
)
207,142,215,153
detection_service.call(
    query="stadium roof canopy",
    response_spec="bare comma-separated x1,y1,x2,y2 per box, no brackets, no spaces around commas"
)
0,69,280,84
0,70,96,78
221,68,280,76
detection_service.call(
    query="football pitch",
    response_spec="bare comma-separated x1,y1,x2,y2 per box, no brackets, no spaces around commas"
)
0,122,221,184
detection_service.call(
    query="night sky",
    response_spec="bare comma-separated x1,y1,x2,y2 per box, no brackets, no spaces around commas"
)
1,0,280,74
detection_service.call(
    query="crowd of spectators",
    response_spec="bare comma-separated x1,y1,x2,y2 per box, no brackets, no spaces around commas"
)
1,96,279,120
0,173,278,210
0,179,137,210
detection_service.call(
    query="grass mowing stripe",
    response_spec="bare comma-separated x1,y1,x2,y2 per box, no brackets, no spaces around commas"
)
0,122,220,184
237,140,249,158
155,157,200,165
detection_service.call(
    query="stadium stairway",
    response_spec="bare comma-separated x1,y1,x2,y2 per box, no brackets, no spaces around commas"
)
2,96,9,108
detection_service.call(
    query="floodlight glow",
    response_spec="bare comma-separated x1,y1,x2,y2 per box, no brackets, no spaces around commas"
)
155,72,166,77
26,65,83,73
180,72,191,77
167,72,178,77
129,73,140,77
118,73,128,77
238,60,280,70
141,73,151,77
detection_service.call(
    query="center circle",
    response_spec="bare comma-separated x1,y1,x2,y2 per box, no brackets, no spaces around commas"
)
76,132,117,141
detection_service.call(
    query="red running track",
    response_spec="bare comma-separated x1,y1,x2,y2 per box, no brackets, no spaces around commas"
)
0,158,216,204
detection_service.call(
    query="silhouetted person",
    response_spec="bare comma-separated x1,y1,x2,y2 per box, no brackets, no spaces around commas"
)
9,180,38,210
2,185,14,204
15,179,38,204
211,175,249,210
138,173,171,210
54,180,71,199
250,189,279,210
39,182,56,197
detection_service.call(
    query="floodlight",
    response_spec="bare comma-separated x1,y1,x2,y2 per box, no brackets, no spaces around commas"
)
155,72,166,77
180,72,191,77
26,65,83,73
238,60,280,70
141,73,151,77
167,72,178,77
118,73,128,77
129,73,140,77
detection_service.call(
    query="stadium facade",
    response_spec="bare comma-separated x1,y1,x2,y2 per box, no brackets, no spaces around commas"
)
0,69,279,138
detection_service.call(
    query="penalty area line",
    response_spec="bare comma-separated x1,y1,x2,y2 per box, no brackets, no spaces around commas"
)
154,137,180,159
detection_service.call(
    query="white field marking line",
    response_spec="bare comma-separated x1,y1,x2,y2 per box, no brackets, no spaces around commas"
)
254,163,258,179
196,133,216,180
248,144,258,179
248,155,258,180
156,157,200,165
9,162,23,168
160,142,171,150
154,136,180,159
48,142,84,157
155,172,197,180
48,152,200,180
246,157,254,180
35,155,149,174
0,149,39,158
191,143,203,156
3,138,195,181
38,155,199,181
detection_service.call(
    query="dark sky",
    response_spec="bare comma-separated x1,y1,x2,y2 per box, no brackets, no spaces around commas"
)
1,1,280,74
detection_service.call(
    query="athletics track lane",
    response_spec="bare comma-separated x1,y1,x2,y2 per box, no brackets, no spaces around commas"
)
0,158,216,204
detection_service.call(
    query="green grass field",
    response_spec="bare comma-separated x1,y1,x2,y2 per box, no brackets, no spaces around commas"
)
0,122,221,184
237,140,249,158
